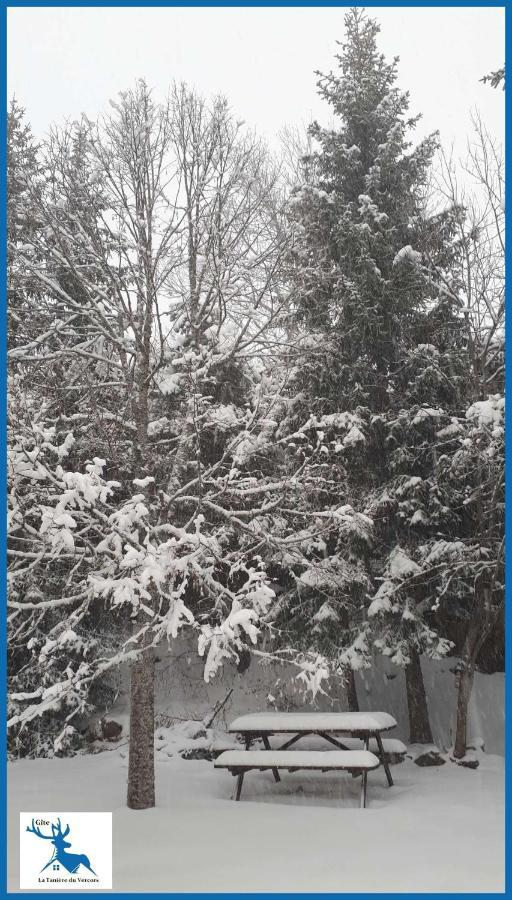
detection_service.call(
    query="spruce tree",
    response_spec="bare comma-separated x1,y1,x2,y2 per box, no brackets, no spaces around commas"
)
283,8,468,739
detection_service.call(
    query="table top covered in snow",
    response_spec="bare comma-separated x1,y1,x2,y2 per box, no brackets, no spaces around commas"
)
228,711,397,734
215,749,380,770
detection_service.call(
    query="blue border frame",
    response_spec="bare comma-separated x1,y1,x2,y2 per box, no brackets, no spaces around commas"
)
1,1,509,6
1,1,509,897
1,0,8,895
1,1,509,5
505,1,511,897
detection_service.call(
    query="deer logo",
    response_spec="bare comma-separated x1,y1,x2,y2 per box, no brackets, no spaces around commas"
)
26,818,96,875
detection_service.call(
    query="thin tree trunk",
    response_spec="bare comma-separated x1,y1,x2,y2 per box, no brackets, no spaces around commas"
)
127,274,155,808
405,648,433,744
452,664,475,759
127,637,155,809
346,669,360,712
452,618,486,759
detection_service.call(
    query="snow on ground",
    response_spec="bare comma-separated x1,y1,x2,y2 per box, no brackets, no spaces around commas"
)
9,745,504,892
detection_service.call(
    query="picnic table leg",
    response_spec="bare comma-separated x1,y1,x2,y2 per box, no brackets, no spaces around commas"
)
234,772,245,801
360,770,368,808
262,735,281,782
278,732,309,750
376,732,393,787
318,731,350,750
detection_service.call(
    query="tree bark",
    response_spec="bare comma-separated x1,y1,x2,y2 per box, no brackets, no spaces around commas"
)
452,664,475,759
452,618,486,759
346,669,360,712
127,169,156,810
127,637,155,809
405,648,433,744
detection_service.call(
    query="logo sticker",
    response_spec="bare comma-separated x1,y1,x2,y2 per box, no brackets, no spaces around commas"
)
20,812,112,890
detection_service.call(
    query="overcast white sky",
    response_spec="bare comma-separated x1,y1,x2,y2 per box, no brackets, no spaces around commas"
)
7,6,505,158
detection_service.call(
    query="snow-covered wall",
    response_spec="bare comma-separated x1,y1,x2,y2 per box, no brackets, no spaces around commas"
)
356,656,504,755
111,638,504,755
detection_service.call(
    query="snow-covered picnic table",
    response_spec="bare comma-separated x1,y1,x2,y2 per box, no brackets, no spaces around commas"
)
228,711,397,736
215,711,403,807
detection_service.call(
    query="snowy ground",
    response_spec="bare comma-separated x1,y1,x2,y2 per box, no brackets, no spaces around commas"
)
9,744,504,893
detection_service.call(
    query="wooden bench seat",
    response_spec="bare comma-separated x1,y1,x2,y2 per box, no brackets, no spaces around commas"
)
317,736,407,760
215,749,380,807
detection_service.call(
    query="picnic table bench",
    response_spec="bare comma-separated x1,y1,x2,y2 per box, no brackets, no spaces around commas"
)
215,711,404,808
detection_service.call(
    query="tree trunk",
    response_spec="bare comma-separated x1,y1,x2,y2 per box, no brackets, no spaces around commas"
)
346,669,360,712
405,648,433,744
452,619,484,759
128,243,155,809
127,638,155,809
452,664,475,759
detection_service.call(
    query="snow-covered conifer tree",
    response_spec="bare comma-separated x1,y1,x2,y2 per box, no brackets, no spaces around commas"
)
281,8,468,740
